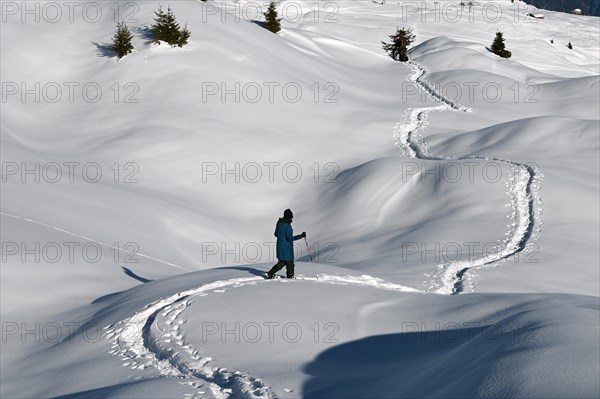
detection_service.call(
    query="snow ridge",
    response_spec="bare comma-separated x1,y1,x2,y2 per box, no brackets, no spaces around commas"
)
393,62,543,295
105,274,419,398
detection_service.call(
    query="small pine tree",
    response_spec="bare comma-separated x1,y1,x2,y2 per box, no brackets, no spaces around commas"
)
550,39,554,44
382,27,415,62
178,24,191,47
111,22,134,59
490,31,511,58
567,41,573,49
151,6,168,43
264,1,282,33
162,7,181,45
151,6,191,47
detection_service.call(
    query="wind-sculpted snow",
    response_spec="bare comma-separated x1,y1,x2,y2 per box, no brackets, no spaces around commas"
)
394,62,543,295
105,274,419,398
1,0,597,397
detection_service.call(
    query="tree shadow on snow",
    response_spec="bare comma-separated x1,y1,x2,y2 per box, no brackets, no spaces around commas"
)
122,266,153,284
249,20,266,29
92,41,116,58
132,25,155,44
89,267,151,305
302,326,515,398
217,265,266,277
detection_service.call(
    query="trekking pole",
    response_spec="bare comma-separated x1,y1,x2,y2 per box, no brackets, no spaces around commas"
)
304,236,318,280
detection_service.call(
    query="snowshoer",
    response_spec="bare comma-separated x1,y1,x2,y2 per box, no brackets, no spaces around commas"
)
266,209,305,279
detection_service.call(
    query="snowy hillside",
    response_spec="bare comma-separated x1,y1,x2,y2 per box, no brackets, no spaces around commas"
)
1,1,598,398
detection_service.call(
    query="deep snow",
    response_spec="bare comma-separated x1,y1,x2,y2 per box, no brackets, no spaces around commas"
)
1,0,599,398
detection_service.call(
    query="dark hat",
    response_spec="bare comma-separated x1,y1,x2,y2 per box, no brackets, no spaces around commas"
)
283,209,293,219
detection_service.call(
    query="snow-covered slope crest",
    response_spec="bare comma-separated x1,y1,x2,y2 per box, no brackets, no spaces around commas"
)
3,266,598,398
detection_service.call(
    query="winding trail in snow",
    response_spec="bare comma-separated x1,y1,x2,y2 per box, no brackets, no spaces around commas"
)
393,61,543,295
2,50,543,399
105,274,419,398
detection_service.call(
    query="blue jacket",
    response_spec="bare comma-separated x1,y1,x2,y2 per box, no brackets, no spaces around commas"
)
274,218,302,261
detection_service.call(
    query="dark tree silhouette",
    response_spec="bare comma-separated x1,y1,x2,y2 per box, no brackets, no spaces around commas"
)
490,31,512,58
263,1,282,33
178,24,191,47
151,6,190,47
111,22,134,59
382,27,415,62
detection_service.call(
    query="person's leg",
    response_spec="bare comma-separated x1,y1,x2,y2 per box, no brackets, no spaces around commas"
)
286,261,295,278
267,260,285,278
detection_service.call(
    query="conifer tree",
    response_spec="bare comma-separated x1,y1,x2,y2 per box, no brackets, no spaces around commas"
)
151,5,191,46
567,41,573,49
151,6,168,43
264,1,282,34
111,22,134,59
178,24,191,47
162,6,181,44
490,31,511,58
382,27,415,62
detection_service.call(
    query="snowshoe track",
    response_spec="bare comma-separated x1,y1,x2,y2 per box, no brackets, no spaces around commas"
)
104,274,419,398
394,61,543,294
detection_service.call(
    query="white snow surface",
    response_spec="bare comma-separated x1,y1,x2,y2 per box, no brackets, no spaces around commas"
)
1,1,599,398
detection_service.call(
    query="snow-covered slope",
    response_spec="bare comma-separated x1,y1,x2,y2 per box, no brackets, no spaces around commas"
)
4,266,599,398
1,0,598,397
